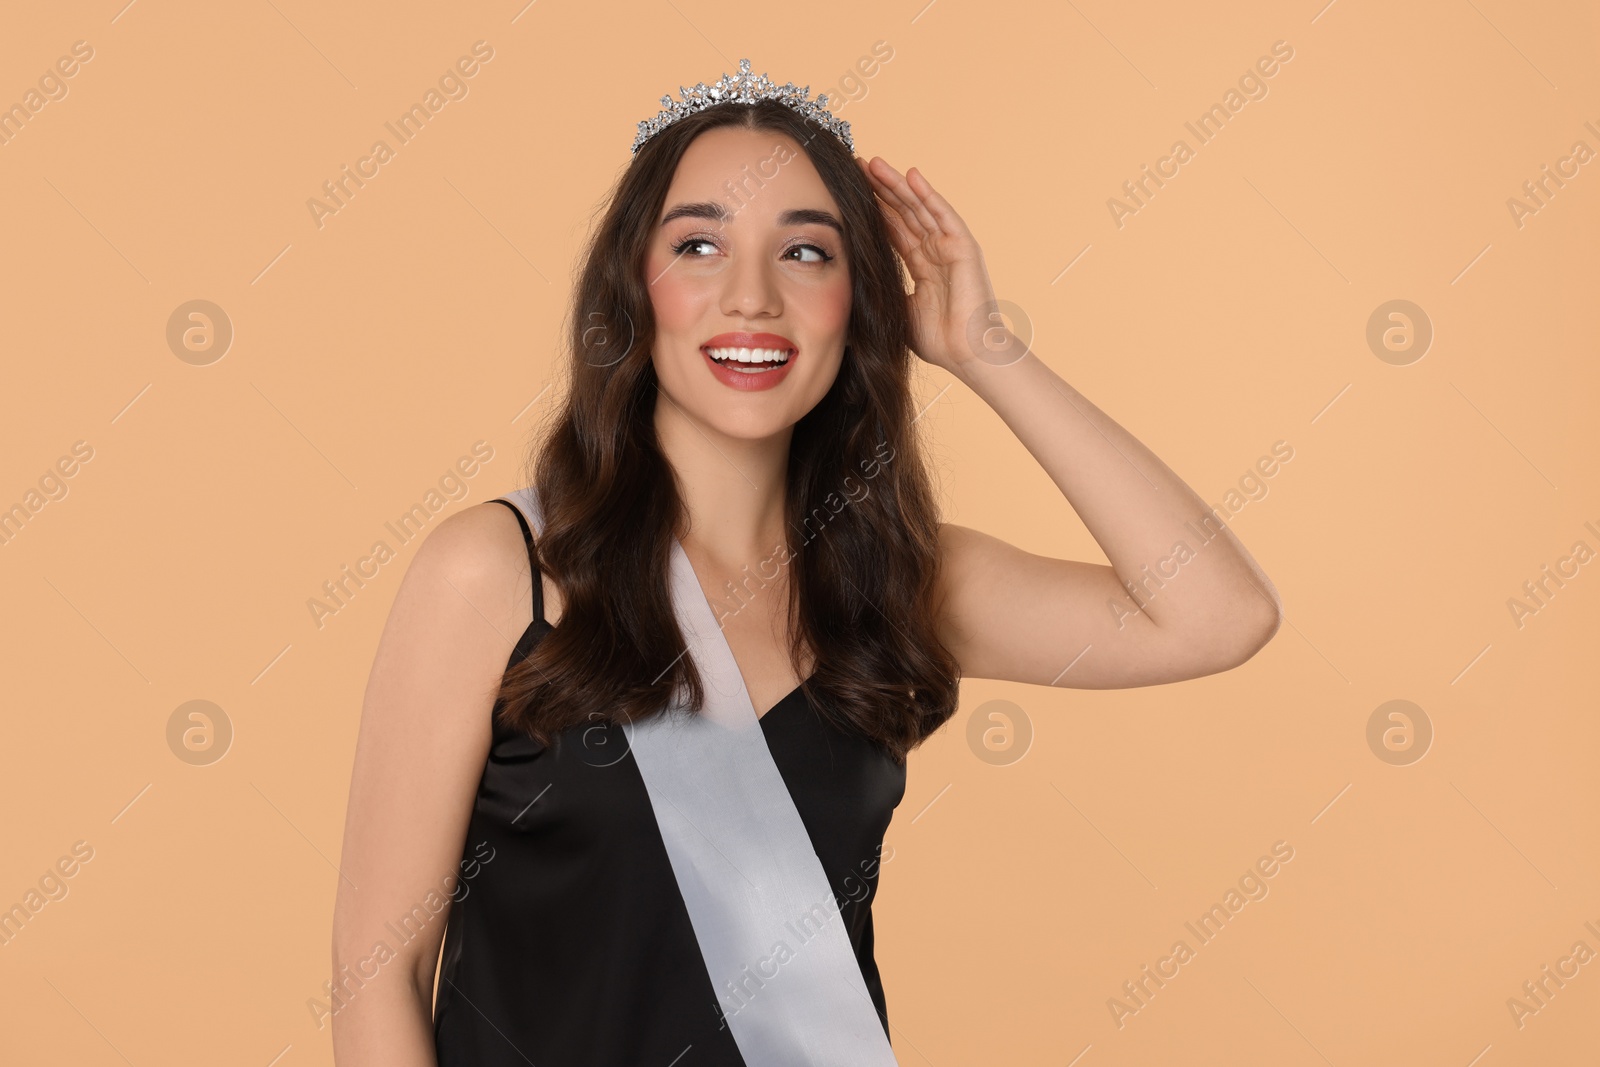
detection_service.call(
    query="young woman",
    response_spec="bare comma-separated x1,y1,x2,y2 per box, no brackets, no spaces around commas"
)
332,60,1281,1067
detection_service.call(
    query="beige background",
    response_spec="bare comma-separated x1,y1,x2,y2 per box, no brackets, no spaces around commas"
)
2,0,1597,1063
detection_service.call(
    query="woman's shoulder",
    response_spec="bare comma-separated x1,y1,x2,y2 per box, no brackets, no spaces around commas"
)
415,499,530,579
424,498,569,628
400,500,538,633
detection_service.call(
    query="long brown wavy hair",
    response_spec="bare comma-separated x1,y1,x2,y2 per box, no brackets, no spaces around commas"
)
495,98,960,765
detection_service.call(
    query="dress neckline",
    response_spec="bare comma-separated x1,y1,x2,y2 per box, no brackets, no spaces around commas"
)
758,674,816,723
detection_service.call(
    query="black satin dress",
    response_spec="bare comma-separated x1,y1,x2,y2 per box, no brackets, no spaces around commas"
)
433,498,907,1065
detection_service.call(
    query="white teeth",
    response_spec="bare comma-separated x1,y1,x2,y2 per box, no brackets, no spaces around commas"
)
705,346,791,364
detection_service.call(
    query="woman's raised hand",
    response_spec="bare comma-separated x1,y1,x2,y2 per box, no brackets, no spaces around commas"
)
856,156,1013,373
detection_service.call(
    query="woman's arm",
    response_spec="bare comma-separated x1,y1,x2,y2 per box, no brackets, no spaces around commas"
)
932,353,1282,688
331,503,533,1064
856,157,1281,688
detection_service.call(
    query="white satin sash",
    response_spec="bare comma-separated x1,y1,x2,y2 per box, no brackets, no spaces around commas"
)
504,486,899,1065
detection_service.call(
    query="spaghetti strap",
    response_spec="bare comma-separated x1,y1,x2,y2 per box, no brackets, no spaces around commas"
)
491,497,545,625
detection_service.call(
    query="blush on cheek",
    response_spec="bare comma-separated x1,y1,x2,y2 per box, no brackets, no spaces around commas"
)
815,281,851,334
645,257,706,392
646,253,704,336
799,280,853,363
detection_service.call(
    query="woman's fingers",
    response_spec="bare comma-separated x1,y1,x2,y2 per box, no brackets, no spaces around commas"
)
906,166,972,241
882,205,920,260
869,157,943,239
858,159,923,260
860,157,929,241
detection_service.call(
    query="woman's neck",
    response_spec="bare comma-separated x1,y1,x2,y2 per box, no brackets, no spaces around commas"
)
654,397,793,568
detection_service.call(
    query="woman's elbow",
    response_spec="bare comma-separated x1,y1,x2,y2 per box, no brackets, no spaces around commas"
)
1221,596,1282,669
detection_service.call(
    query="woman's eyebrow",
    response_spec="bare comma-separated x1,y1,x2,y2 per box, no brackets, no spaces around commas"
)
660,202,843,234
777,208,843,234
661,201,727,226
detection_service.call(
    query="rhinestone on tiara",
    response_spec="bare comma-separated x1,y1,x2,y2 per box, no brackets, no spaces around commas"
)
631,58,854,156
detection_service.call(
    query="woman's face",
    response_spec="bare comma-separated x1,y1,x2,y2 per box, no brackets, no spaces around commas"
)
645,125,852,441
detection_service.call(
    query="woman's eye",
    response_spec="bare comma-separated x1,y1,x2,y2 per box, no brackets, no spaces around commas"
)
671,237,835,263
672,237,716,256
786,243,834,264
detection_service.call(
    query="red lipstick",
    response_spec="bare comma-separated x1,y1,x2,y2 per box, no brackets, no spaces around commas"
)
700,332,798,392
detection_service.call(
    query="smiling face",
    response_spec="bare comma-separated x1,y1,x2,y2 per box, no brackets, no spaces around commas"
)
645,125,853,441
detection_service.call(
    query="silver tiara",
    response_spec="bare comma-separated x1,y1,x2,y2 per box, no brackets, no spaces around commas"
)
631,58,854,156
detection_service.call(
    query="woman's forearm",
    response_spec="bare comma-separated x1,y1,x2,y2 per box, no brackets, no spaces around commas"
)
950,336,1283,638
329,961,440,1066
